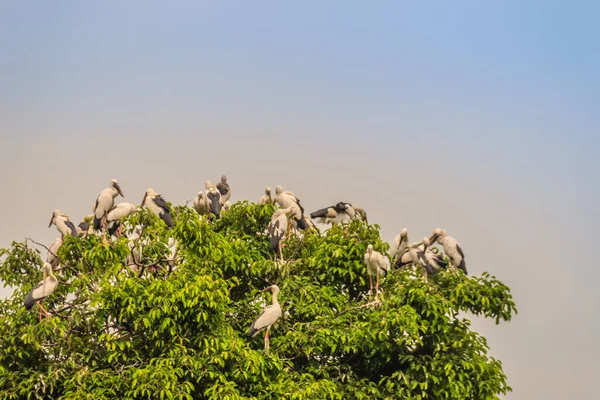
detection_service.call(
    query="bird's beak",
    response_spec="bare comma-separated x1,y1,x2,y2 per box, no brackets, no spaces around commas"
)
428,234,437,244
116,184,124,198
260,286,272,293
140,193,147,207
48,214,54,228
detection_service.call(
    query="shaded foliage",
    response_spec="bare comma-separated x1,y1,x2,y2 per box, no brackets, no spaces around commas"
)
0,203,516,399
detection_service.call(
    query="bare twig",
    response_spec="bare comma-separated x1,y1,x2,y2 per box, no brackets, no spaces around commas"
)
25,238,58,261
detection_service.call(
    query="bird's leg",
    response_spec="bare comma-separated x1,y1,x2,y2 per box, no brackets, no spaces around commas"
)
264,328,270,352
375,275,380,299
116,224,123,238
368,275,373,296
38,303,50,319
422,267,428,284
279,241,284,263
37,302,42,321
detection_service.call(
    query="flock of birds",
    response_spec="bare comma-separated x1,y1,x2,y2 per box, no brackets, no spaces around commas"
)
24,177,468,349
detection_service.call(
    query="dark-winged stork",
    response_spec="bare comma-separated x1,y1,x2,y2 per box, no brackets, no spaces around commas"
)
354,207,368,224
93,179,124,233
267,206,294,261
76,214,94,236
141,189,173,228
24,262,58,321
259,186,273,205
396,237,448,281
258,186,273,204
205,181,222,219
310,202,356,225
364,244,390,298
49,210,77,237
274,186,308,230
429,228,467,274
216,175,231,205
247,285,282,351
47,237,62,268
390,228,409,263
193,191,210,216
107,202,139,237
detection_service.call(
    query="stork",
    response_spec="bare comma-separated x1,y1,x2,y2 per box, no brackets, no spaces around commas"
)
93,179,124,235
407,237,431,282
354,207,368,224
24,262,58,321
205,181,222,219
267,206,294,261
364,244,390,298
259,186,273,205
46,237,62,268
216,175,231,205
48,210,77,237
429,228,467,274
274,186,308,230
141,189,173,228
390,228,409,263
310,202,356,225
106,202,139,237
193,191,210,216
247,285,282,351
76,214,94,236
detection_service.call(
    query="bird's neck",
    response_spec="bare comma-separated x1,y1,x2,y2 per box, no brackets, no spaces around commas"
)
271,292,279,305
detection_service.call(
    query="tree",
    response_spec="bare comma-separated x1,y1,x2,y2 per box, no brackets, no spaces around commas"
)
0,202,517,399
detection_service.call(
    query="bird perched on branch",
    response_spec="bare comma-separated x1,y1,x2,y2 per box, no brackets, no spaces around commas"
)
364,244,390,298
274,186,308,230
141,189,173,228
267,207,294,261
310,202,356,225
247,285,282,351
93,179,124,234
49,210,77,238
216,175,231,205
259,186,273,205
107,202,139,237
429,228,467,274
24,262,58,321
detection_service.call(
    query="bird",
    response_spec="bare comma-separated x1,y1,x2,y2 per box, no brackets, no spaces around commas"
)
141,189,173,228
222,201,231,212
93,179,124,233
397,237,449,281
274,186,308,230
364,244,390,298
49,210,78,237
259,186,273,205
390,228,409,263
429,228,467,274
47,237,62,268
354,207,369,224
76,215,94,236
407,237,432,282
106,202,139,237
216,175,231,205
193,191,210,216
247,285,282,351
205,181,222,219
267,207,294,261
310,202,356,225
24,262,59,321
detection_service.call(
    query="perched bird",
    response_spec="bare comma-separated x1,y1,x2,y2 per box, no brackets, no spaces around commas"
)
267,207,294,261
408,237,431,282
364,244,390,297
205,181,222,219
397,237,449,280
93,179,124,232
216,175,231,205
76,214,94,236
141,189,173,228
106,202,139,236
193,191,210,216
310,202,356,225
49,210,77,237
274,186,308,230
47,237,62,268
259,186,273,205
354,207,369,224
247,285,282,351
24,262,58,321
222,201,231,211
390,228,409,263
429,228,467,274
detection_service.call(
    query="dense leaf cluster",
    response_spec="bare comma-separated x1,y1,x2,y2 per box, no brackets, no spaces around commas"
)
0,201,516,399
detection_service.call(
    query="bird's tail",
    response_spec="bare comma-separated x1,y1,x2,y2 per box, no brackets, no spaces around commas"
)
296,216,308,230
107,221,120,236
458,259,468,275
93,216,102,230
309,207,329,219
23,293,36,310
269,234,282,253
246,324,258,339
161,212,173,228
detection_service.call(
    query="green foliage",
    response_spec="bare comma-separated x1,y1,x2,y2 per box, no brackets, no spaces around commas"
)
0,202,517,399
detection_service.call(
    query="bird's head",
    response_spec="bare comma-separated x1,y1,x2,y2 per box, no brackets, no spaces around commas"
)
367,244,374,256
141,188,155,206
221,175,227,183
265,186,271,194
197,191,204,199
49,209,60,227
275,185,283,195
429,227,445,244
205,180,213,190
111,179,124,197
261,284,280,296
400,228,408,238
422,237,430,250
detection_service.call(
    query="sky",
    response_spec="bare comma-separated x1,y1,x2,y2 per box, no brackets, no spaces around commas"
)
1,1,599,398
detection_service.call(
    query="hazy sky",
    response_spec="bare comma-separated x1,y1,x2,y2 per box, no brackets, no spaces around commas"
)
1,2,598,398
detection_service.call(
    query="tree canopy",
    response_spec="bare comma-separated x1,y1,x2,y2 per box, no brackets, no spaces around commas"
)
0,202,517,399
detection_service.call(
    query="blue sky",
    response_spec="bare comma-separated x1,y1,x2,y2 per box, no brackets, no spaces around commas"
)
1,2,598,398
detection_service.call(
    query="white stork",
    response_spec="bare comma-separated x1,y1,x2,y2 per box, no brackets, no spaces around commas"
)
364,244,390,297
274,186,308,230
247,285,282,351
107,202,139,237
141,189,173,228
24,262,58,321
267,206,294,261
259,186,273,205
429,228,467,274
47,237,62,268
310,202,356,225
93,179,124,232
216,175,231,205
48,210,77,237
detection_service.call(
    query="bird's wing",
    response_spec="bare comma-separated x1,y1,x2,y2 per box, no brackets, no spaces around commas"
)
216,182,229,196
152,196,171,214
456,244,465,259
64,220,78,236
252,304,281,332
310,206,336,219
